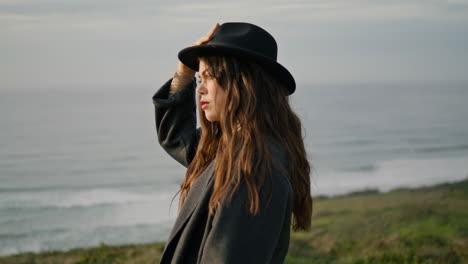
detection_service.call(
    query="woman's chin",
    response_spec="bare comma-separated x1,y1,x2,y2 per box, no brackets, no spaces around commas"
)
204,113,218,122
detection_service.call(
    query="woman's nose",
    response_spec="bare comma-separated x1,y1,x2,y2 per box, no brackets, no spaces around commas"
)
196,84,207,95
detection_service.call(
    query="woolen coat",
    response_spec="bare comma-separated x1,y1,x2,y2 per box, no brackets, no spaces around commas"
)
152,78,294,264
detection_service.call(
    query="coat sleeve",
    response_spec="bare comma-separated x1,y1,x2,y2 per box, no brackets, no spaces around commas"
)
199,169,293,264
152,78,200,168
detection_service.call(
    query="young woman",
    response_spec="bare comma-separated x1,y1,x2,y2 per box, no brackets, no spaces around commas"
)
152,22,313,264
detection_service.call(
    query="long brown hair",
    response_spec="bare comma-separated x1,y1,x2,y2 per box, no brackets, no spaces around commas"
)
176,55,312,231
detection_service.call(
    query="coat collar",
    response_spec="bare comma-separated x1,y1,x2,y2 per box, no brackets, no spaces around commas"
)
165,159,216,245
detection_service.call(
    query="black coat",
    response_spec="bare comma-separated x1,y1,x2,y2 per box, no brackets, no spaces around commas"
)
152,78,294,264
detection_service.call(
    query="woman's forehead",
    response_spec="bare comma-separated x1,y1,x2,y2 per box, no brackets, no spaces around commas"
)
198,61,210,76
199,60,207,71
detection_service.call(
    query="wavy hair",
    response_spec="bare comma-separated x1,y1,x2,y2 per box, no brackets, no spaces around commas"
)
176,55,312,231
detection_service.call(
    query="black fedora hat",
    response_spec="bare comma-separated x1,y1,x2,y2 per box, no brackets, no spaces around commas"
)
178,22,296,95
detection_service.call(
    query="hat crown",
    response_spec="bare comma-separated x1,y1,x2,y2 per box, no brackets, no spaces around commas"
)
210,22,278,61
177,22,296,94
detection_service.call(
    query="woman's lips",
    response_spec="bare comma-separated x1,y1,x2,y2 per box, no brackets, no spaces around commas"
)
200,101,209,110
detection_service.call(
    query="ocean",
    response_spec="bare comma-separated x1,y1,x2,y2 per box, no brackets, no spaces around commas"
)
1,80,467,256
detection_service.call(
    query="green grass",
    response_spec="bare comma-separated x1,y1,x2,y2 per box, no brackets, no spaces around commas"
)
286,178,468,264
0,243,166,264
1,178,467,264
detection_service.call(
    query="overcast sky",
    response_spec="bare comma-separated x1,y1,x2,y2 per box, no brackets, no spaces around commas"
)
1,0,467,90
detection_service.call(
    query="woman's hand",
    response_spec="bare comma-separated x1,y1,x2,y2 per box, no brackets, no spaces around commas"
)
176,23,221,75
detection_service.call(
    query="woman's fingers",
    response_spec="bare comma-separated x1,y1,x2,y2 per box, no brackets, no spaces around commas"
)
176,23,220,75
207,23,220,37
192,23,220,46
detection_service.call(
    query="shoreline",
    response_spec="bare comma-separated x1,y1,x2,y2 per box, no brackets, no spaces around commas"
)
315,175,468,199
1,177,467,263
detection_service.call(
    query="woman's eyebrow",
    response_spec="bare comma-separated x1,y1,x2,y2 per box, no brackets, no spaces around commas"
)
200,70,208,77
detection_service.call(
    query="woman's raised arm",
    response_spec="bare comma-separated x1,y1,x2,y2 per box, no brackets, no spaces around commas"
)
152,75,199,168
152,23,220,167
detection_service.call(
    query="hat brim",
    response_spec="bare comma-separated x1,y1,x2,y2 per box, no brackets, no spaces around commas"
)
178,43,296,95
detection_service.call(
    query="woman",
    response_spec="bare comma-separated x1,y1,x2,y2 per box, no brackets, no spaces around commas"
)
152,22,312,264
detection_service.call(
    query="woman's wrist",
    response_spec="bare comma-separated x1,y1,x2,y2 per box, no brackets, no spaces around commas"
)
177,61,195,76
170,70,195,94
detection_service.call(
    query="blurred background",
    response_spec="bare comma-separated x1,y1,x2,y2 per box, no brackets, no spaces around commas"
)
1,0,467,257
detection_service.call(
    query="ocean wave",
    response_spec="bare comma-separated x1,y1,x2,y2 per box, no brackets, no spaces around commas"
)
0,188,170,210
334,139,375,146
0,185,81,193
0,223,158,241
0,181,159,193
415,144,468,154
0,228,67,240
0,223,169,257
340,164,377,172
313,156,468,196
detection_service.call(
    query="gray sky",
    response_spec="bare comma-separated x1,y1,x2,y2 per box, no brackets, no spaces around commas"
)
1,0,467,90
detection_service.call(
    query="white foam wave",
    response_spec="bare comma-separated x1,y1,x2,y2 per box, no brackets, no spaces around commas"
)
312,155,468,196
0,188,175,209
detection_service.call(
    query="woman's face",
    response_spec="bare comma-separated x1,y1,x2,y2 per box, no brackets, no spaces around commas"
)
196,60,226,122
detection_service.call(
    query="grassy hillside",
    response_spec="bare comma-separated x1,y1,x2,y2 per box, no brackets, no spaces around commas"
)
285,178,468,264
1,178,467,264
